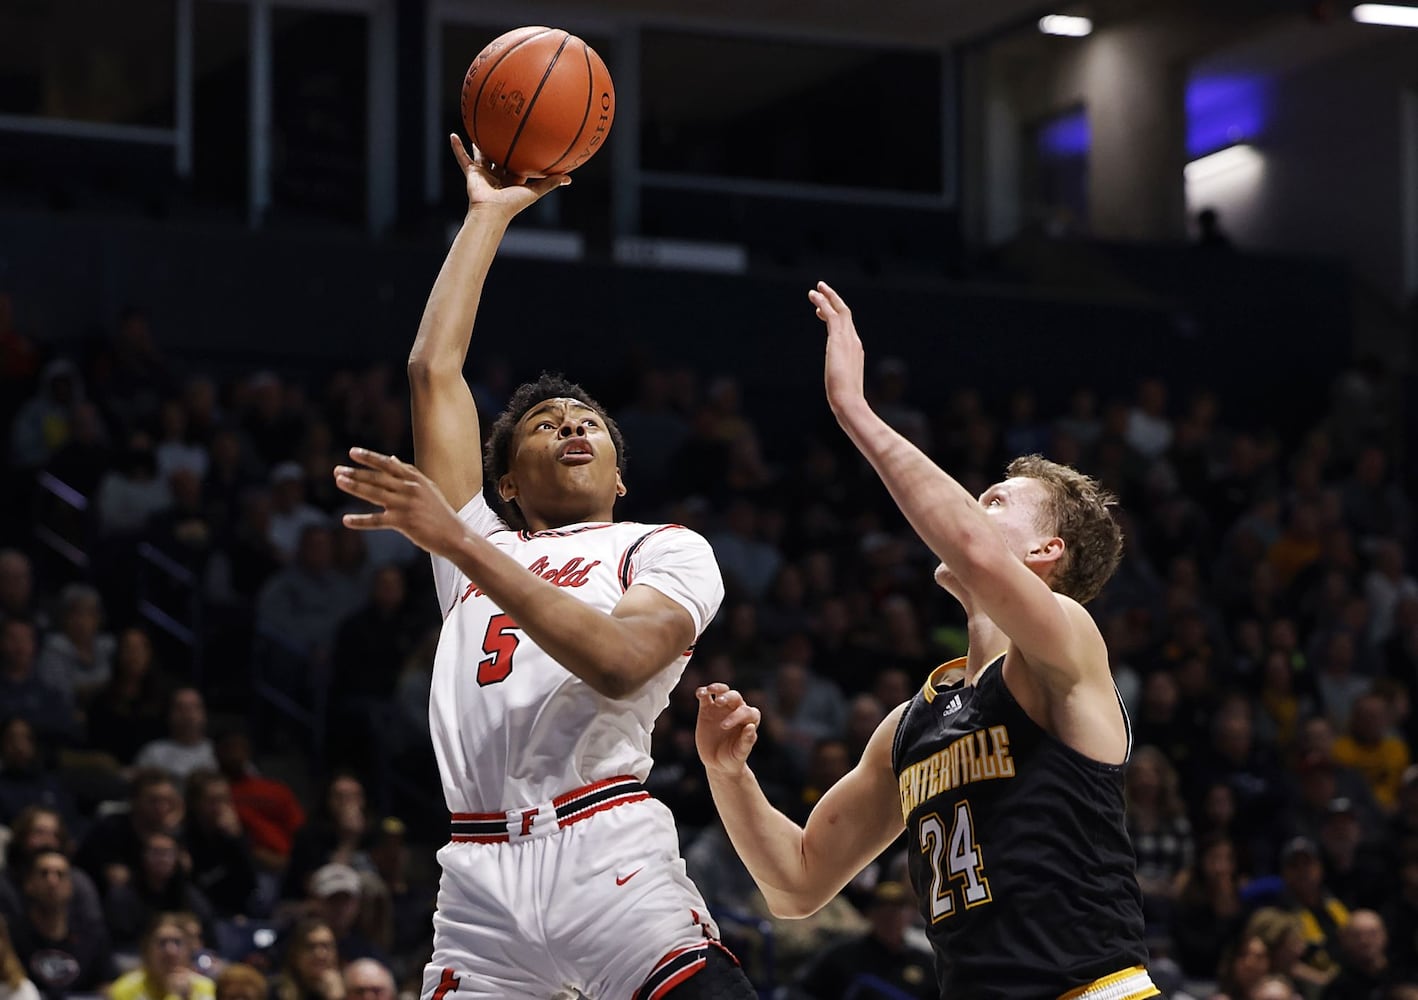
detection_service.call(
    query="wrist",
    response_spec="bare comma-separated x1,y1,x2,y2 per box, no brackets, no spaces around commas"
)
464,205,514,230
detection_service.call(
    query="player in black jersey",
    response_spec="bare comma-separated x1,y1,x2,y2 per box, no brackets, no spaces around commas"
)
694,282,1157,1000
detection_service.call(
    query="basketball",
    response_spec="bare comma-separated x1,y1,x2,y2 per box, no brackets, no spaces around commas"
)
460,27,615,177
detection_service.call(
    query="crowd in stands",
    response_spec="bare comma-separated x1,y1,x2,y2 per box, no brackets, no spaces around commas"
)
1,283,1417,1000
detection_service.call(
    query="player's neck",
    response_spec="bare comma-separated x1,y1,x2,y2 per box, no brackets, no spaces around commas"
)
963,614,1008,684
522,504,616,533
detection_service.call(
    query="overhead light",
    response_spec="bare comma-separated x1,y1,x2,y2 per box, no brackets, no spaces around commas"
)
1352,3,1418,26
1038,15,1093,36
1184,144,1261,183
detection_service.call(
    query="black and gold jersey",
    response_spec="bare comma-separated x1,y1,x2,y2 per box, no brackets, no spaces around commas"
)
892,654,1149,999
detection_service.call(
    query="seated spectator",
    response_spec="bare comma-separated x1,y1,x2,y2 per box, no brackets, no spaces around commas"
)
255,525,360,659
76,769,184,897
213,730,304,872
0,807,104,929
1317,797,1390,912
108,912,216,1000
35,583,115,708
154,399,209,482
134,688,217,781
266,464,325,564
9,361,80,472
304,864,386,965
793,881,936,1000
212,964,266,1000
761,660,846,773
1125,745,1194,930
0,718,77,829
1212,934,1271,1000
1332,693,1410,814
96,435,171,538
8,851,115,999
104,832,216,951
281,774,374,903
1324,909,1395,999
341,959,394,1000
271,918,343,1000
1246,907,1318,995
0,915,40,1000
1173,835,1247,980
184,771,257,918
87,627,171,766
1277,836,1350,988
785,737,851,827
0,552,44,630
0,620,78,748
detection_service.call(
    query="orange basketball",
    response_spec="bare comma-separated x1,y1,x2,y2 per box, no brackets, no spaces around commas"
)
460,27,615,177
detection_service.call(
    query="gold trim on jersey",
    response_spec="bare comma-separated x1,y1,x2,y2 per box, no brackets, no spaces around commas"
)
1057,966,1159,1000
921,657,967,703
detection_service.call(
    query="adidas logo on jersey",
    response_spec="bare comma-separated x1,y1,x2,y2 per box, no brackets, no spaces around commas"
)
942,693,963,715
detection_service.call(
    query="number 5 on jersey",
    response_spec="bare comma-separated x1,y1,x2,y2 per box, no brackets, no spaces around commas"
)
478,613,521,686
918,801,992,921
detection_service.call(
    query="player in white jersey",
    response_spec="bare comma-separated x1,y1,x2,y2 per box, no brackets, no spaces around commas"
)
330,136,757,1000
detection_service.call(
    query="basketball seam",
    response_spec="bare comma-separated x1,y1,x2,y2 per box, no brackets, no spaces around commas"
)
543,42,596,174
502,32,572,175
467,28,555,162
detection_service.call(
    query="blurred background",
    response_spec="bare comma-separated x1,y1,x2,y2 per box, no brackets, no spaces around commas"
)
1,1,1417,998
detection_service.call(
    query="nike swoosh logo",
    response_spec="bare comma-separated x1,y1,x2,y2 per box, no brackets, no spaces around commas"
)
615,868,643,886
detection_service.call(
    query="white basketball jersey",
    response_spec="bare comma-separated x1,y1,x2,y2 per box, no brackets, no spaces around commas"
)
428,494,724,813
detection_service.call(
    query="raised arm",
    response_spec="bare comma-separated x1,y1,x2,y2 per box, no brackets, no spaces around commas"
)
409,136,567,509
333,449,700,699
809,281,1105,694
695,684,905,918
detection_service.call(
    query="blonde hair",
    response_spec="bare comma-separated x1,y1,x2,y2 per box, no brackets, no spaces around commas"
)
1004,455,1122,603
0,916,26,989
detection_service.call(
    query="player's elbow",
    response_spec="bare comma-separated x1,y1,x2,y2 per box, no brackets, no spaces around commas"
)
406,355,459,386
584,662,654,701
764,890,828,920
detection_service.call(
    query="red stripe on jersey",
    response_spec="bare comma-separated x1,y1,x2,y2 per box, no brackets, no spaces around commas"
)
558,792,650,828
450,810,506,821
552,774,639,808
449,833,509,844
430,968,459,1000
647,961,706,1000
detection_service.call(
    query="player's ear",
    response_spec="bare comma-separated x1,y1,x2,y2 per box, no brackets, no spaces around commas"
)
498,473,517,504
1025,536,1064,569
614,469,626,498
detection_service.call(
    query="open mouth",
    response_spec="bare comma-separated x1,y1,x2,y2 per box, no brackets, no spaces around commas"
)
557,440,595,465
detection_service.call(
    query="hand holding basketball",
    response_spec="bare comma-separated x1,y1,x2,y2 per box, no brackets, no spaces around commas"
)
695,683,762,778
448,134,568,218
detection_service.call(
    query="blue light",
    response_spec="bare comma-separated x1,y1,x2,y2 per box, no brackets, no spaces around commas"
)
1037,109,1090,157
1186,75,1267,157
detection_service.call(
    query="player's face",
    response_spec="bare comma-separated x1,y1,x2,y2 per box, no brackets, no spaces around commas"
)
504,397,624,519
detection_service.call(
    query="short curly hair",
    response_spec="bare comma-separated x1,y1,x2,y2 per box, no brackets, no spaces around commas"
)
1005,454,1122,604
483,372,626,530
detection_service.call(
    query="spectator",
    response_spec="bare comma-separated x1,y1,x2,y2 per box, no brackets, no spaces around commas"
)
0,553,41,628
281,774,374,902
254,524,360,658
1324,909,1395,999
1317,798,1390,912
1126,745,1194,929
0,915,40,1000
87,627,171,765
761,660,846,772
213,729,304,872
75,769,184,896
212,964,266,1000
103,831,216,951
7,851,115,1000
785,737,851,826
133,688,218,781
1364,540,1418,646
1332,693,1410,813
107,912,215,1000
1173,835,1248,980
1213,934,1271,1000
183,771,257,918
0,718,77,829
0,620,77,748
36,583,115,709
1126,377,1174,460
270,918,343,1000
266,463,324,564
9,361,81,471
793,881,936,1000
1277,836,1350,986
154,399,209,482
341,959,394,1000
96,435,171,537
0,807,104,930
304,864,385,965
46,402,111,499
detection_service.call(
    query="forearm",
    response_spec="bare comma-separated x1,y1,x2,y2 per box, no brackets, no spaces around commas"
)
446,532,661,698
705,768,818,917
835,401,997,568
407,209,511,374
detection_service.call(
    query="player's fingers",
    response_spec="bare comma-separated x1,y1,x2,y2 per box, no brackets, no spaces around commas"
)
450,134,474,170
527,174,571,198
333,473,399,508
341,512,388,531
714,689,746,711
349,446,411,475
735,723,757,759
816,281,849,314
719,704,758,731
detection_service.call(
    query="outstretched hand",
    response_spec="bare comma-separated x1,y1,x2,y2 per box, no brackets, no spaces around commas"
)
695,682,762,778
334,448,466,559
449,133,569,218
808,280,867,416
